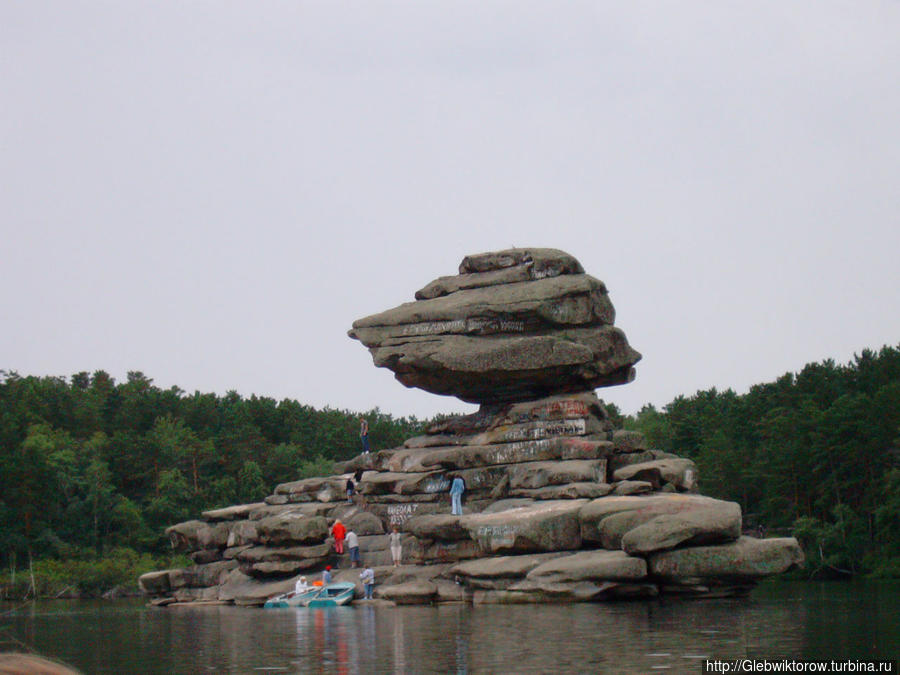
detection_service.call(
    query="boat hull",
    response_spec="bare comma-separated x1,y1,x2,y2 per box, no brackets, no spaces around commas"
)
263,588,319,609
306,582,356,607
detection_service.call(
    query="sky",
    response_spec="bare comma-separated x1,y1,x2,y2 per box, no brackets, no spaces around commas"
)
2,1,899,421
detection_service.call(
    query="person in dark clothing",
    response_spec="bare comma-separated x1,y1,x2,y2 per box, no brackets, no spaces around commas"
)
359,417,370,454
346,478,355,504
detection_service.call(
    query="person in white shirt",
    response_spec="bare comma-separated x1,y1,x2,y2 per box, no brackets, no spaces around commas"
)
346,530,360,567
294,576,310,595
390,525,402,566
359,566,375,599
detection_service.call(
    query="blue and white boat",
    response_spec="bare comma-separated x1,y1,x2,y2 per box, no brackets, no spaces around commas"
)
263,586,320,609
306,582,356,607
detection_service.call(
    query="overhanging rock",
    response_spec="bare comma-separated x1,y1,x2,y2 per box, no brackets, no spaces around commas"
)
349,248,641,404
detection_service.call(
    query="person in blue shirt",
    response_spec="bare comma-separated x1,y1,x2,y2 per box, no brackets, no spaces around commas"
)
449,476,465,516
322,565,332,584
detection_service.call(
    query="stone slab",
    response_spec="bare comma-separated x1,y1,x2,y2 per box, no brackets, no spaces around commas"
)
648,537,805,581
580,494,742,554
525,550,647,583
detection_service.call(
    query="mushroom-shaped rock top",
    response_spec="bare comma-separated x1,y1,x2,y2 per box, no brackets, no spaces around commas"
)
349,248,641,405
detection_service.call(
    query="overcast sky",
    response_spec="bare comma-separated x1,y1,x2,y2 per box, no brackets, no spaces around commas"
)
2,1,899,421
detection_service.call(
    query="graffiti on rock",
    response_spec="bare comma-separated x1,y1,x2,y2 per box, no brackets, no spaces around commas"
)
387,503,420,525
423,477,452,493
475,524,518,550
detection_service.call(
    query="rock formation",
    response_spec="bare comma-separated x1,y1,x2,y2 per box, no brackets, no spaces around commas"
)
140,248,803,607
348,248,641,404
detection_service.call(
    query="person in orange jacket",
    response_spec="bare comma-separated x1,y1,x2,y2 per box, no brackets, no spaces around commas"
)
331,519,346,554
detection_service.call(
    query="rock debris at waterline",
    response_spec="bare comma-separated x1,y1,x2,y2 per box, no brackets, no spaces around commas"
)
140,248,803,607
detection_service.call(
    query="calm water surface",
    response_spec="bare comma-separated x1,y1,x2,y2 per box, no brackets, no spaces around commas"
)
1,581,897,674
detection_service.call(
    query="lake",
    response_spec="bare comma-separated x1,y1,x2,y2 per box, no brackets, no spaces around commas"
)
1,580,897,674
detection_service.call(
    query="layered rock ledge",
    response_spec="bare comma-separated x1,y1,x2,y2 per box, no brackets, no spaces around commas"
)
140,248,802,607
140,393,803,606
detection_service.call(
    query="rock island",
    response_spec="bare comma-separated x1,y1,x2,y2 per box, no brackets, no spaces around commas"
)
140,248,803,606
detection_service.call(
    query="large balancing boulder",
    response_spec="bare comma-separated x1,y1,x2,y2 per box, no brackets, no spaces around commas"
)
349,248,641,404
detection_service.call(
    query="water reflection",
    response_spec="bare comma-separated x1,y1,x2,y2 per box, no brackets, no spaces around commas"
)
392,608,405,673
1,581,897,674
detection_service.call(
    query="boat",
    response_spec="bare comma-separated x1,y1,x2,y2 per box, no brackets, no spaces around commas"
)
263,585,321,609
305,582,356,607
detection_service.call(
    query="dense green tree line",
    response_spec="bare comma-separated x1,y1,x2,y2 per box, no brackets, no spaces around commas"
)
623,345,900,577
3,345,898,591
0,370,423,581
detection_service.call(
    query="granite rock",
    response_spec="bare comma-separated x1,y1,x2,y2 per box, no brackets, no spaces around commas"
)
579,494,742,554
649,536,805,582
349,249,640,404
143,249,803,608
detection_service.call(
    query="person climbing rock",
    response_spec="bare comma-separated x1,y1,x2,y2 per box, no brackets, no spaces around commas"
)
351,469,369,507
331,519,346,554
346,477,355,504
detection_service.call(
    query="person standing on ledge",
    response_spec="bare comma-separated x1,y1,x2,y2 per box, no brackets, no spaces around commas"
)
359,565,375,599
390,525,402,566
359,416,370,454
322,565,332,585
449,476,465,516
346,529,360,567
